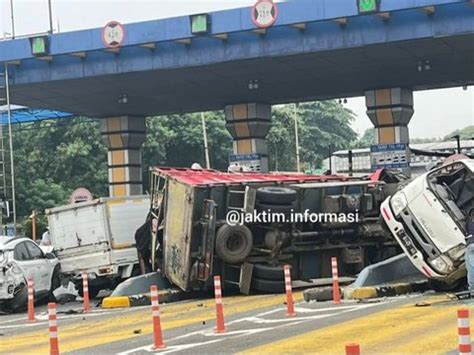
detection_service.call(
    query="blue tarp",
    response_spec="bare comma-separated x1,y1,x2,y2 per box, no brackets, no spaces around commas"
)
0,107,74,124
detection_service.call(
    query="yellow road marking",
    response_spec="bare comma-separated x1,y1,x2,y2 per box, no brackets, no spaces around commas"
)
245,298,467,354
1,292,303,354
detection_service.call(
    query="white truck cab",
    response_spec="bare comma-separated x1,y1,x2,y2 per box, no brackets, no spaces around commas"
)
381,159,474,285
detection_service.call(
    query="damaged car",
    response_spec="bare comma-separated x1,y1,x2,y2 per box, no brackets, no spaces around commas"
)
381,158,474,289
0,236,60,312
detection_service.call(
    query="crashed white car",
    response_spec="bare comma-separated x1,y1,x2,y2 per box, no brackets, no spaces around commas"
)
381,159,473,289
0,236,60,312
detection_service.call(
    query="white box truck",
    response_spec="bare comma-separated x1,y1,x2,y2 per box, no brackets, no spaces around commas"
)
46,196,149,297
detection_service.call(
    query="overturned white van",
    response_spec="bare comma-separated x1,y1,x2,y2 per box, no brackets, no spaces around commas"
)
381,159,474,288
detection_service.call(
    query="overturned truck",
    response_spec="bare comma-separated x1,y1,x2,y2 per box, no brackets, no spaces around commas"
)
140,168,402,293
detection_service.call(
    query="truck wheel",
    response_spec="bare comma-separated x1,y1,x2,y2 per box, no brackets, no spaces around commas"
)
256,187,297,205
379,215,390,234
78,285,100,299
49,267,61,302
215,224,253,264
251,277,285,293
429,279,462,292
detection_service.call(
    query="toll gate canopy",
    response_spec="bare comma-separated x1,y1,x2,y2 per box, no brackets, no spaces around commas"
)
0,0,472,118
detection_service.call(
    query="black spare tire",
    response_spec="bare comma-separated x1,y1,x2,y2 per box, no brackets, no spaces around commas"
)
256,186,297,205
215,224,253,264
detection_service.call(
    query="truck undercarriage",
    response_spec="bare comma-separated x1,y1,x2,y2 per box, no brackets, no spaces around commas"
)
139,168,403,294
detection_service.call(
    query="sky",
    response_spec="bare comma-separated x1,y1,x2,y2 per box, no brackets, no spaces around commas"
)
0,0,473,139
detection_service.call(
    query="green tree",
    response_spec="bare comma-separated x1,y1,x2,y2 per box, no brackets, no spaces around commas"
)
268,101,357,171
352,128,374,148
12,118,107,219
142,111,232,187
444,125,474,141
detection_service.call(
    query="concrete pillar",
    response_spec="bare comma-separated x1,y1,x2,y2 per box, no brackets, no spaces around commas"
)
365,88,414,175
100,116,146,197
225,103,271,172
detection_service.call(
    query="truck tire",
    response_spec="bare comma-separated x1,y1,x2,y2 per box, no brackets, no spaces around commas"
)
379,215,391,234
256,187,297,205
215,224,253,264
253,264,285,281
78,285,100,299
256,202,297,216
429,279,462,292
251,277,285,293
49,266,61,302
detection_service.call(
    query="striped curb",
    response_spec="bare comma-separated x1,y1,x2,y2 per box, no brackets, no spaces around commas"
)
345,280,430,300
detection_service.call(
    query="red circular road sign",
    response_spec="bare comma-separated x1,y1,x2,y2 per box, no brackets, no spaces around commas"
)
69,187,93,204
102,21,125,48
252,0,278,29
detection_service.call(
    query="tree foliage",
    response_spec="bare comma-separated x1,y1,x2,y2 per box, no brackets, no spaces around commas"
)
268,101,357,171
444,125,474,141
13,119,108,218
351,128,374,149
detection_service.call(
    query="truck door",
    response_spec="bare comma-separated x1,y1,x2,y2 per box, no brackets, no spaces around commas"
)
197,200,216,282
48,202,112,273
163,180,194,291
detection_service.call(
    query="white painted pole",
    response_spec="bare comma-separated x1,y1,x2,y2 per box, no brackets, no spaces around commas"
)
5,65,16,234
294,103,301,173
201,112,211,169
9,0,15,39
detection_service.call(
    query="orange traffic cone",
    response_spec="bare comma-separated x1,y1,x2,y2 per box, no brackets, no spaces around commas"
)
458,308,471,355
150,285,166,350
48,302,60,355
346,343,360,355
27,277,36,323
82,272,90,313
214,275,226,333
331,257,341,305
284,265,296,317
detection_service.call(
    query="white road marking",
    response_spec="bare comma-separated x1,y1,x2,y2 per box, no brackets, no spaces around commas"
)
0,305,141,329
119,300,391,354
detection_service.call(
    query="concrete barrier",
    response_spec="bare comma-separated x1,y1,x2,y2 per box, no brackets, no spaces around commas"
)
343,253,429,300
347,280,430,300
110,272,171,297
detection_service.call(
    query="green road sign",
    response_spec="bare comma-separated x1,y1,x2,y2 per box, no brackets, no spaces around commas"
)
30,36,49,56
191,14,210,34
358,0,379,13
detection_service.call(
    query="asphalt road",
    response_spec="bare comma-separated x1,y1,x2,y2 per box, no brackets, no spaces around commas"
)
0,291,472,354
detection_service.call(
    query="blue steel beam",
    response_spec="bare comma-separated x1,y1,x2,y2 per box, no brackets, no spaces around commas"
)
3,1,473,86
0,0,469,63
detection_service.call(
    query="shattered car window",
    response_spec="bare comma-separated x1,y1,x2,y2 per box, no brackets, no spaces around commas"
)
428,161,474,230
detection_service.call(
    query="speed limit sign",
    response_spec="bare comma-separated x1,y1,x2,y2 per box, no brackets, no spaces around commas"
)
102,21,125,48
252,0,278,28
